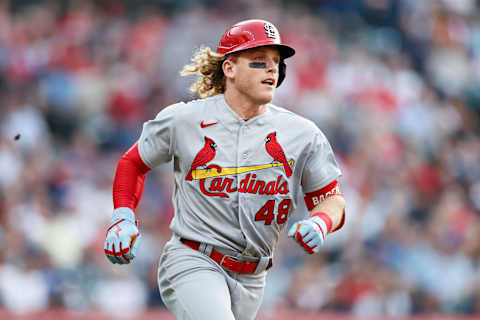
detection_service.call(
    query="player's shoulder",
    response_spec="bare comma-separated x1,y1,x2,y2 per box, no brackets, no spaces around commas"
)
183,95,221,113
152,95,218,120
267,103,319,133
166,95,219,116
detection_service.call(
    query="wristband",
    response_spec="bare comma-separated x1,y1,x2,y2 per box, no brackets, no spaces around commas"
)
311,212,333,234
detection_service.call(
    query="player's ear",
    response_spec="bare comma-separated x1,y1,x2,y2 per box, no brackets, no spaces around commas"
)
222,59,235,79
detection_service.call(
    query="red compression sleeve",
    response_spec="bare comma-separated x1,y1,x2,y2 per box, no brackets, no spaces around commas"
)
113,142,152,211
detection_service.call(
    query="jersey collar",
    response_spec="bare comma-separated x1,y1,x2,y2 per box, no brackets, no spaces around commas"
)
214,94,270,129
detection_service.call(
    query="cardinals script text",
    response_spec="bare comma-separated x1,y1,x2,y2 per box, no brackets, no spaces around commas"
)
199,173,289,198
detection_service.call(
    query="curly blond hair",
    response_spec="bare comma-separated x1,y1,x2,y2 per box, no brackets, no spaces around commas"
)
180,47,226,98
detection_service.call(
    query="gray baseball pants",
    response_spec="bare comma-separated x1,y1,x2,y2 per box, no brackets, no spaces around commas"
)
158,236,266,320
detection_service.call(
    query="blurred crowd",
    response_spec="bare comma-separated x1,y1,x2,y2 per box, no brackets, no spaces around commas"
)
0,0,480,318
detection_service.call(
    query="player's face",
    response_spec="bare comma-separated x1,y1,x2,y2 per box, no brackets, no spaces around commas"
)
229,47,280,105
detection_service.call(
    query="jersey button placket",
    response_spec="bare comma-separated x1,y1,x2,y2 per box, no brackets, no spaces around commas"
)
240,125,249,159
237,123,249,221
235,123,243,209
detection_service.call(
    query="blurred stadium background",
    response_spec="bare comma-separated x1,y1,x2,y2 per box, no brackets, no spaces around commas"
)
1,0,480,319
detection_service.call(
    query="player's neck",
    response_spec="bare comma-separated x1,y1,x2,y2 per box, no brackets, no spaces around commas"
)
224,89,268,121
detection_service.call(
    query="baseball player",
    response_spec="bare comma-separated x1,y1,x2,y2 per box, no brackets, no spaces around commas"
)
104,19,346,320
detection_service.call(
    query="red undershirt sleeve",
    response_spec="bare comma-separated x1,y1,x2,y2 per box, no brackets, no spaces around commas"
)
113,142,152,211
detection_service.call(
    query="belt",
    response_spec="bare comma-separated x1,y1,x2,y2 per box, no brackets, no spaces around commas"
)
180,238,272,274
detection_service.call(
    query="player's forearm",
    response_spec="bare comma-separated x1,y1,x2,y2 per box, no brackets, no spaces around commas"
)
309,195,345,233
113,142,152,211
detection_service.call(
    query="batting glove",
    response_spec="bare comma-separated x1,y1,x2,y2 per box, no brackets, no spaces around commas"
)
288,212,332,254
104,207,141,264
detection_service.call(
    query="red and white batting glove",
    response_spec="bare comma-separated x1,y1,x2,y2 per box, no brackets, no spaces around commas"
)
104,207,141,264
288,212,332,254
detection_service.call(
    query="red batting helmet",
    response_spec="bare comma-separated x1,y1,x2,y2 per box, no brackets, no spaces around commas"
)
217,19,295,86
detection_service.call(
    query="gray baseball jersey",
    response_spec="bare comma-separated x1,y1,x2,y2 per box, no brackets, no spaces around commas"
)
138,94,341,258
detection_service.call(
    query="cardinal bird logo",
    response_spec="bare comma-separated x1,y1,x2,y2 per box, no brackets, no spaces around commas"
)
265,132,292,178
186,136,217,181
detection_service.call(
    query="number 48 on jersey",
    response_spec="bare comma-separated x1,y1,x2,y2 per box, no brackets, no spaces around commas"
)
254,199,291,225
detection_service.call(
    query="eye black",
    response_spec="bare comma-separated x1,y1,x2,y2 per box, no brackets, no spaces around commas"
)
249,62,267,69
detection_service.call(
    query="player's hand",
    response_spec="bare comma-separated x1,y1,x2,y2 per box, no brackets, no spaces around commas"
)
104,207,141,264
288,216,328,254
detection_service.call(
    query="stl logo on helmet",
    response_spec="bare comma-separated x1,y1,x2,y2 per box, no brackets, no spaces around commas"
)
264,23,278,39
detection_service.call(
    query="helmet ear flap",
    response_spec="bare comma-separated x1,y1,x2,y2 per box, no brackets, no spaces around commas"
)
277,60,286,87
